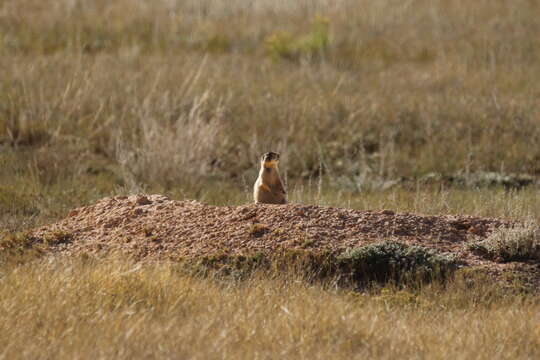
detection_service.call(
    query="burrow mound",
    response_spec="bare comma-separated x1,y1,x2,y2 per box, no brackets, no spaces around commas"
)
31,194,515,266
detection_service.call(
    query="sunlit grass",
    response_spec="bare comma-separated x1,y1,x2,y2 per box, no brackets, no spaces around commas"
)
0,258,538,360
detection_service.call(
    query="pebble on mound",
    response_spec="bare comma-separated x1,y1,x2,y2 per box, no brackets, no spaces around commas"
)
32,194,511,265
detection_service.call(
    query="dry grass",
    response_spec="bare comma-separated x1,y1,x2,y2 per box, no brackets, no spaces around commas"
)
2,0,540,184
0,258,539,360
470,222,540,262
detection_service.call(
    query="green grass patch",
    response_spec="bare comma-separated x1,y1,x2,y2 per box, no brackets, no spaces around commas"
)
266,15,330,61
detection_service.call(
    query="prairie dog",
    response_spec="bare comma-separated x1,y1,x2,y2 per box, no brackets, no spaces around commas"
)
253,152,287,204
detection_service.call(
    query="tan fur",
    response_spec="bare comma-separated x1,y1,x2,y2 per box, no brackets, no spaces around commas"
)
253,153,287,204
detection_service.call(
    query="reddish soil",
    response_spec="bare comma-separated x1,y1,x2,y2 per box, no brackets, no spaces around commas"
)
25,194,540,287
32,194,518,265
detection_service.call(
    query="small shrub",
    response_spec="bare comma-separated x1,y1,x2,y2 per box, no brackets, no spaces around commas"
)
469,223,540,262
338,241,459,282
265,31,297,61
297,15,330,59
265,15,330,61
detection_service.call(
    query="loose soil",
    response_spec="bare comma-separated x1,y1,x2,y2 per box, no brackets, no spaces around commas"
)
30,194,539,281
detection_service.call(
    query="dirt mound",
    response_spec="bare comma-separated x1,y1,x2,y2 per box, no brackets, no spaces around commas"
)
32,194,515,267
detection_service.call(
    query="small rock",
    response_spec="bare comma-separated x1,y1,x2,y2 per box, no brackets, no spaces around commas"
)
136,195,151,205
468,225,483,236
151,195,170,203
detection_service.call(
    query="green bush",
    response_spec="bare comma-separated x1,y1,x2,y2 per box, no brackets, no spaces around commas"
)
338,241,459,282
265,15,330,61
174,242,458,285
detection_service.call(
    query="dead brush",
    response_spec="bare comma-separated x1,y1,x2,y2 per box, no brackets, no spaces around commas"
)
114,89,229,187
43,230,73,246
469,222,540,262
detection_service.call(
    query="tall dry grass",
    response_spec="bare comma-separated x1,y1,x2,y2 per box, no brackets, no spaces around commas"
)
1,0,540,185
0,258,539,360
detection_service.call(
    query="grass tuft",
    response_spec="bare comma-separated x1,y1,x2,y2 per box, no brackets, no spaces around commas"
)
469,223,540,262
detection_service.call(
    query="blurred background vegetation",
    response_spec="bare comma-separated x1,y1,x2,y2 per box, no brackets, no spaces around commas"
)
1,0,539,231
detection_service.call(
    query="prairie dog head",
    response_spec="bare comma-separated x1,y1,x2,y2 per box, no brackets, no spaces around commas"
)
261,152,280,169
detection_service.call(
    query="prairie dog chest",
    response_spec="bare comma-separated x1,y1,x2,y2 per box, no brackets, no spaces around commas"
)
260,167,281,186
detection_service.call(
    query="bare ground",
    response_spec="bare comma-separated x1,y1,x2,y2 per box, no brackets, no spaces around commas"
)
27,195,540,281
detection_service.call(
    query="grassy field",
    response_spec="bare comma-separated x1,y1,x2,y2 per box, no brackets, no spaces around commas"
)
1,0,540,358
